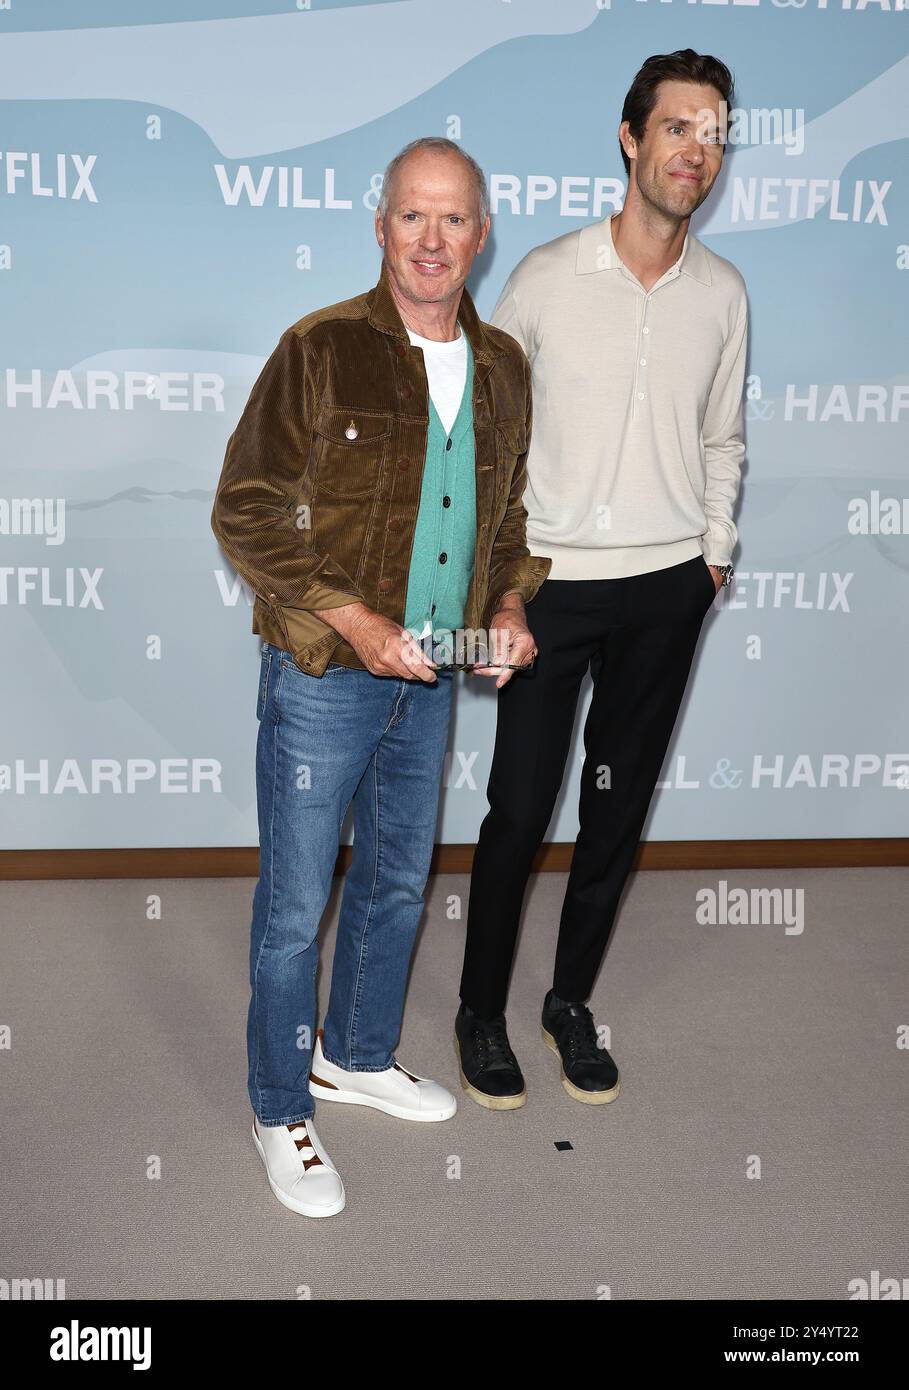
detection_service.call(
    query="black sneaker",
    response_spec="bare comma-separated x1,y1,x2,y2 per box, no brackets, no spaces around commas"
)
454,1003,527,1110
541,989,620,1105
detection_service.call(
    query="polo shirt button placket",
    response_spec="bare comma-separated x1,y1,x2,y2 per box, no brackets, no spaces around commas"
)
636,294,652,409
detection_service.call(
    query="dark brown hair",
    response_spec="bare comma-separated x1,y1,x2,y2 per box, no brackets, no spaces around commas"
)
619,49,735,176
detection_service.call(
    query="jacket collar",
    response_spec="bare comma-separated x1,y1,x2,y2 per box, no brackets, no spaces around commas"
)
366,257,503,363
575,211,712,286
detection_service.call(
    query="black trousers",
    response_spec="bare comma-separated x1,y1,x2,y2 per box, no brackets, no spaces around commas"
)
460,554,717,1017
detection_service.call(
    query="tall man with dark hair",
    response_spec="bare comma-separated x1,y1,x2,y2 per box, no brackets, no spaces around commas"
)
456,51,748,1108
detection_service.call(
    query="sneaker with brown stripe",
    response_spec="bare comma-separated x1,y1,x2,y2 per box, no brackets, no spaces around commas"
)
308,1029,456,1121
251,1112,345,1217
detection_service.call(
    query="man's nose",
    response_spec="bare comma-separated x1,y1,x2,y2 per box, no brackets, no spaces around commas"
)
419,221,445,250
682,136,706,164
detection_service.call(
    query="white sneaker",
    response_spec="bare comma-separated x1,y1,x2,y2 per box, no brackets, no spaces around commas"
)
251,1112,345,1217
309,1030,457,1122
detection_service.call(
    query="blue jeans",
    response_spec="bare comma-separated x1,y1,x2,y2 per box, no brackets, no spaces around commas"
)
248,643,454,1127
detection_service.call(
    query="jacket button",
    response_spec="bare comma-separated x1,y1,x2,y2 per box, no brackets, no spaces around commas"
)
395,343,407,357
268,592,277,600
387,516,399,530
401,384,413,399
398,458,409,470
378,578,393,593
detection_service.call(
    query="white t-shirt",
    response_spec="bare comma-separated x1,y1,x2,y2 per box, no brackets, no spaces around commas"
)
406,323,468,435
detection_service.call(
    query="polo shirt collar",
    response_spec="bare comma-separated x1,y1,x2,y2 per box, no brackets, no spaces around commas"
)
575,211,712,286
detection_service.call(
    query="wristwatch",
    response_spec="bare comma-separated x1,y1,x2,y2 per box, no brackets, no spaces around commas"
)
709,563,735,587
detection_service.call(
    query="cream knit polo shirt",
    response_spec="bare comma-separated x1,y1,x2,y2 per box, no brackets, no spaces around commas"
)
490,211,748,579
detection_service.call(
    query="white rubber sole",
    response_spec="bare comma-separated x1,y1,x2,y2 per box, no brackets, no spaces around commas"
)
541,1027,621,1105
309,1075,456,1122
251,1123,346,1217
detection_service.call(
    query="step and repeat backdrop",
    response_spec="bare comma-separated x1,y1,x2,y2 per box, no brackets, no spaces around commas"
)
1,0,907,850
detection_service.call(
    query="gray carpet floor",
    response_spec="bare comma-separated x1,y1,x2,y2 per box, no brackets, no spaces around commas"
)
1,867,906,1300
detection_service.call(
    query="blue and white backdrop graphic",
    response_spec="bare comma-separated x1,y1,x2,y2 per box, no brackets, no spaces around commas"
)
2,0,908,851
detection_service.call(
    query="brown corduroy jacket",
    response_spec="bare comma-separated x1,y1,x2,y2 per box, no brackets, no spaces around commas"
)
211,260,552,676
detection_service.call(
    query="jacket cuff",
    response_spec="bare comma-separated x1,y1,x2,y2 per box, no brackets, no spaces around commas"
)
275,605,342,677
483,554,552,626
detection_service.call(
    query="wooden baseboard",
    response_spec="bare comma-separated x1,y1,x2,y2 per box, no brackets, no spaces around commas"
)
1,839,907,881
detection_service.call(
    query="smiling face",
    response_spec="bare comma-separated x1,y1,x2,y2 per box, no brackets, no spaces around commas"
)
622,79,726,221
375,148,490,310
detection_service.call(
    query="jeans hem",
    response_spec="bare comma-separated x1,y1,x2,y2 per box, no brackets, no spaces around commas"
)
321,1049,395,1073
254,1108,315,1127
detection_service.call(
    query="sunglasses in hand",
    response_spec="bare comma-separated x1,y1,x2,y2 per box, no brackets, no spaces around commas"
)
429,656,536,671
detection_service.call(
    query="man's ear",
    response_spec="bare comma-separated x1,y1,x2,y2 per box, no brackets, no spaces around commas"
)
619,119,636,164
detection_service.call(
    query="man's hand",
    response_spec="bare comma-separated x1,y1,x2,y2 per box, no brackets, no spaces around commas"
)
314,601,438,682
473,593,538,689
706,565,724,595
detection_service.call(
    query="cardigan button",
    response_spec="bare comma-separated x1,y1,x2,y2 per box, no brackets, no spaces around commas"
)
442,496,451,508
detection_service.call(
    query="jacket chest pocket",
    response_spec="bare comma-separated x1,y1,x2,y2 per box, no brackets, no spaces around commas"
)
313,406,393,498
